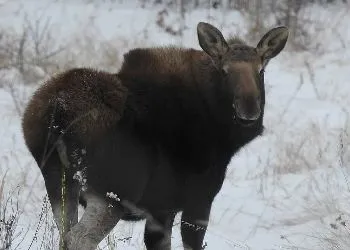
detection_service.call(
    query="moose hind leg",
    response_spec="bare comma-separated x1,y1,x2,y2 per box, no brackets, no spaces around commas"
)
144,211,176,250
64,191,124,250
40,148,79,249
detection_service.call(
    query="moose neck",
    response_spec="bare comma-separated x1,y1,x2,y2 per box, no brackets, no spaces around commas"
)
191,53,237,126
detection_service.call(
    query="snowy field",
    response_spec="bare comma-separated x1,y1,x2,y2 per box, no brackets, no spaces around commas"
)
1,0,350,249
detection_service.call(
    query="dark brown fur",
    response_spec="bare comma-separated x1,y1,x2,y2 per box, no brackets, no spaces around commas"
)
22,49,262,249
22,22,288,250
117,47,238,173
23,68,127,153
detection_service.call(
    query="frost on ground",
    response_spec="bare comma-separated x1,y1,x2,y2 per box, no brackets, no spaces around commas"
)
0,0,350,249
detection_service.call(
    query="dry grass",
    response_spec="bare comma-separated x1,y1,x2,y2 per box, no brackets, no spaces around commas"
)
0,171,27,250
239,0,350,52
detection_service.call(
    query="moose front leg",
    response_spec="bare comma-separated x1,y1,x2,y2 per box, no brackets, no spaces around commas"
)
144,211,176,250
180,201,212,250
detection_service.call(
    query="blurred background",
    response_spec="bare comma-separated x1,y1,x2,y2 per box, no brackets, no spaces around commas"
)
0,0,350,249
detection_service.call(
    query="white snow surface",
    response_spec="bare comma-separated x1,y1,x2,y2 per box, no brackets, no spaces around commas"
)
1,1,350,249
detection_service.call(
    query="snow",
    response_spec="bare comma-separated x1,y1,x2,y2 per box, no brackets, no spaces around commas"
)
1,0,350,249
106,192,121,202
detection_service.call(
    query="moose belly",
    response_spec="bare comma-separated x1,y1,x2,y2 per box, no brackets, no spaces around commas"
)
142,152,185,208
121,151,187,221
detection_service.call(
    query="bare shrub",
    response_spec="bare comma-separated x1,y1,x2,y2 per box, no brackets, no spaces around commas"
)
156,9,183,36
55,30,125,72
0,16,65,85
230,0,349,52
0,172,26,250
0,185,58,250
317,213,350,250
25,195,59,250
0,10,152,92
51,16,152,73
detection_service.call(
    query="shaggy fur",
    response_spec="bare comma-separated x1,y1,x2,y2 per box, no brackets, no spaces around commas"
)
22,22,288,250
117,47,264,173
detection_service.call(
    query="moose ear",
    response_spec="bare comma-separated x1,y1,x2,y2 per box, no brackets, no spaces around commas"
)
197,22,229,59
256,26,289,61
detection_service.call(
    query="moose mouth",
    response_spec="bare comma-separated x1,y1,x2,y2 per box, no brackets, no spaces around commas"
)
235,116,258,127
232,103,260,127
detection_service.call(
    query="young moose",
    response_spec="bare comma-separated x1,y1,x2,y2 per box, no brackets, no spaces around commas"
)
22,22,288,250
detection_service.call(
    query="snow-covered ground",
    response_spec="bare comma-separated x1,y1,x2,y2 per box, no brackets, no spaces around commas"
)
1,0,350,249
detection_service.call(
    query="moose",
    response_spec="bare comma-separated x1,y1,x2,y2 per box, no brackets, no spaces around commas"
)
22,22,288,250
